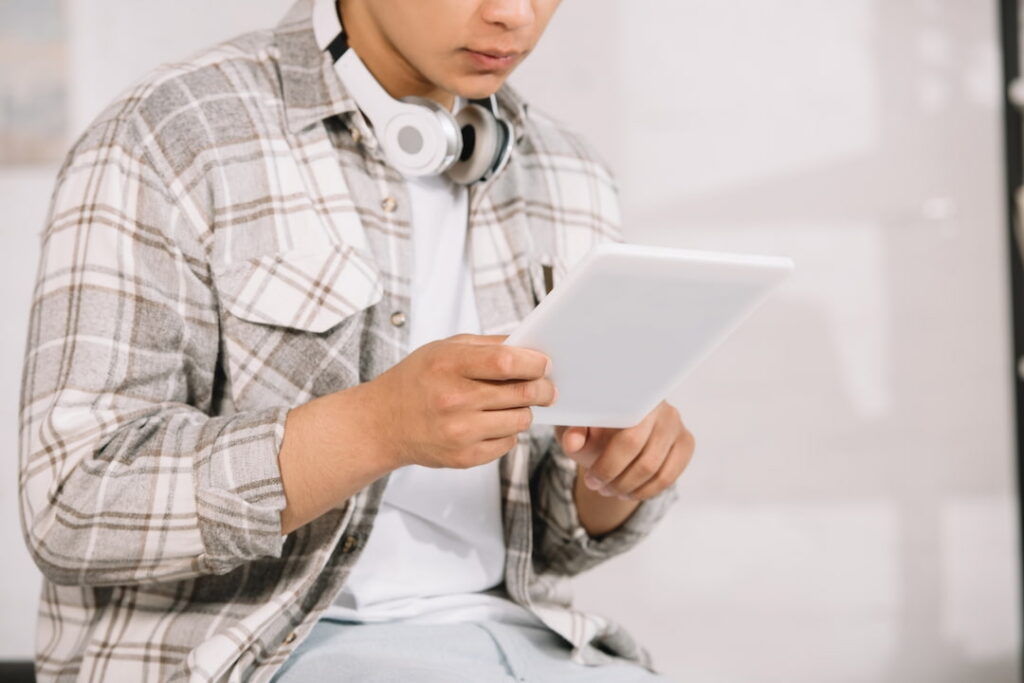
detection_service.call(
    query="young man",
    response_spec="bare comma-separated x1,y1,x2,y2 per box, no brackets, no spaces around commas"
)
18,0,695,680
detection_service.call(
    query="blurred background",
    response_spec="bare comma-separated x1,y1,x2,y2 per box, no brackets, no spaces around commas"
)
1,0,1020,681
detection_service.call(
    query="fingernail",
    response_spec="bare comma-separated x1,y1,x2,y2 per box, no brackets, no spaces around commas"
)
585,474,603,490
544,358,552,376
551,385,559,405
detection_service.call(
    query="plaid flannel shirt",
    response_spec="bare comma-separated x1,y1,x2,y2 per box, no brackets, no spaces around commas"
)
17,0,679,680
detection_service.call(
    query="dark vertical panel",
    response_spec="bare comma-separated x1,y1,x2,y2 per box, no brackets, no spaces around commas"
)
999,0,1024,658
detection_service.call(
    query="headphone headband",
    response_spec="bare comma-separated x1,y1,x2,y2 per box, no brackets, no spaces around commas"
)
326,31,499,117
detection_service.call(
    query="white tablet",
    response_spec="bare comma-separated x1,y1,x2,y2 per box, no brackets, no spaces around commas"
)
504,242,794,428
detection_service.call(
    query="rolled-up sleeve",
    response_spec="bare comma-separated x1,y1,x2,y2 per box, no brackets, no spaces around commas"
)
529,426,679,577
18,114,290,587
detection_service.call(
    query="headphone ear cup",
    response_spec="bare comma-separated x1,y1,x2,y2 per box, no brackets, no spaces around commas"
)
445,103,502,185
390,95,462,176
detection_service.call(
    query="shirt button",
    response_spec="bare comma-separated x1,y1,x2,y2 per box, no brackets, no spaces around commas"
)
350,127,361,143
284,630,298,644
341,535,358,553
381,196,398,213
390,310,406,327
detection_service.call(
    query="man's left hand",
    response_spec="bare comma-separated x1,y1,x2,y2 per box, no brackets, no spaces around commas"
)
554,400,695,501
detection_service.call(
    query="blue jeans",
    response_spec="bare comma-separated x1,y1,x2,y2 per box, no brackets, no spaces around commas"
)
269,618,676,682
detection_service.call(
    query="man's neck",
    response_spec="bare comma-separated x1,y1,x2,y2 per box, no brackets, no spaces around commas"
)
338,0,456,111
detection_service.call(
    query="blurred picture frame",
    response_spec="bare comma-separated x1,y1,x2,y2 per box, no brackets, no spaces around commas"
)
0,0,68,165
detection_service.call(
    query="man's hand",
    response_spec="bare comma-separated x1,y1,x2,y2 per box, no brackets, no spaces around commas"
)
554,401,694,537
362,333,556,471
556,399,694,509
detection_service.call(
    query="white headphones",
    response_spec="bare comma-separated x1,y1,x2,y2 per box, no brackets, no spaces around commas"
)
313,0,515,185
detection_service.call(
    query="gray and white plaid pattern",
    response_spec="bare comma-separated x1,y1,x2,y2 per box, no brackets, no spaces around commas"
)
18,0,679,680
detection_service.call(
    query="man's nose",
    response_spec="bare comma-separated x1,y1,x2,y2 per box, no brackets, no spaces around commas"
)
480,0,535,31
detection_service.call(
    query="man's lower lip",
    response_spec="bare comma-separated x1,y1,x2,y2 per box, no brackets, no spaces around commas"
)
464,50,517,70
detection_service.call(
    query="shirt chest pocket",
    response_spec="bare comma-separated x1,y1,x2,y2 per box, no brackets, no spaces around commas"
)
211,242,384,408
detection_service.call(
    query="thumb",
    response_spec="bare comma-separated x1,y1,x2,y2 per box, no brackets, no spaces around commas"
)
452,333,508,345
561,426,589,454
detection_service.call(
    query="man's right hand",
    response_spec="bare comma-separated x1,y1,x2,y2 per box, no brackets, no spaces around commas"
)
362,333,557,471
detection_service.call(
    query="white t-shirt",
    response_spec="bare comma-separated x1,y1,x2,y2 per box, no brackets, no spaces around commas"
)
319,97,544,629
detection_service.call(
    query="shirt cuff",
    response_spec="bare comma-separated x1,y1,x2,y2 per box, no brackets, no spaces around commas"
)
195,405,291,574
563,455,679,556
536,443,679,573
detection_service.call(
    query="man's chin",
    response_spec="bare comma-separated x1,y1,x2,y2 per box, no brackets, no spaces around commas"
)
447,73,509,100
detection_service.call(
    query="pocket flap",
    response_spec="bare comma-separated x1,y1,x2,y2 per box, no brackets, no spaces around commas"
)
213,242,384,333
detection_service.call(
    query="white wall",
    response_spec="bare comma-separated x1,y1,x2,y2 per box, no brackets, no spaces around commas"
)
1,1,1019,681
517,2,1021,681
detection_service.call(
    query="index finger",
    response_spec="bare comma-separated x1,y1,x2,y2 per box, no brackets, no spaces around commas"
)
459,343,551,381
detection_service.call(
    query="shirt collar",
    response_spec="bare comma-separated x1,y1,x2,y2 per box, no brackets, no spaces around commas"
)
272,0,530,139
